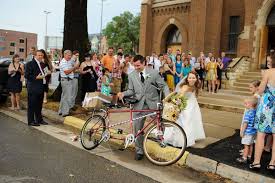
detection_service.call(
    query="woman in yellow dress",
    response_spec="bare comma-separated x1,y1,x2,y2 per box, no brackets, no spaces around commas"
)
164,57,176,91
206,57,218,94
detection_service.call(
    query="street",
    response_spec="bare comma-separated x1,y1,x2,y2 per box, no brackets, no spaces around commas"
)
0,112,231,183
0,114,156,183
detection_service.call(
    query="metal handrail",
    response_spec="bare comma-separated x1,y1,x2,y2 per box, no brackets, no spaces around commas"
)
224,56,249,80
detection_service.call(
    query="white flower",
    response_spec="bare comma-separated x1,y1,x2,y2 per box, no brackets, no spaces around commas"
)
144,74,151,80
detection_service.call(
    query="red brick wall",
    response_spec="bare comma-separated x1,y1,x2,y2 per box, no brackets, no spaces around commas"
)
0,29,37,60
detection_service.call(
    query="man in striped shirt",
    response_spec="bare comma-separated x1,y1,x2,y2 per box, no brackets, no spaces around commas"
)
58,50,76,117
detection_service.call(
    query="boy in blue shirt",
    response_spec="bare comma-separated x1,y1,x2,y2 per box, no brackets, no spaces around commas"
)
237,97,258,163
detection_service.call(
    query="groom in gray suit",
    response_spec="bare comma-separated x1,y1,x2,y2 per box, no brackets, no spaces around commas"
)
118,55,169,160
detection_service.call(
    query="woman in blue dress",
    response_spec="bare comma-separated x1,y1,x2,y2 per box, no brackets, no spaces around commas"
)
182,58,192,78
250,54,275,170
174,54,182,85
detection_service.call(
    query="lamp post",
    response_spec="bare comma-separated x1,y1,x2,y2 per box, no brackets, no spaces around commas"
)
44,10,51,50
99,0,107,54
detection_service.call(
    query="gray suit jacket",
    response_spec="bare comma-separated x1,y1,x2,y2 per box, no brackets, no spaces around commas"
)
123,68,170,110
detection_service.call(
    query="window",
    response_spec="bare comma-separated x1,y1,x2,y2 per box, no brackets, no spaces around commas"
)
0,36,5,42
19,48,24,52
10,42,15,47
9,51,15,55
19,39,25,43
228,16,240,52
0,47,6,51
166,25,182,45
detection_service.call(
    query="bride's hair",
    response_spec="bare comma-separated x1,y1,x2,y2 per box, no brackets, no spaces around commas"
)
179,71,201,96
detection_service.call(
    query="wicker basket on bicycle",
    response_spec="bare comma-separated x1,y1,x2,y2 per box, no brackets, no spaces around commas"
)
162,92,187,122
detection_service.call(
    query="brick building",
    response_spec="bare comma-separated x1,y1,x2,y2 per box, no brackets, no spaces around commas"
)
0,29,37,60
139,0,275,70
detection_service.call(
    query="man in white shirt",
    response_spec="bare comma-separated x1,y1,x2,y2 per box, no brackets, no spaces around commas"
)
58,50,76,117
149,52,161,71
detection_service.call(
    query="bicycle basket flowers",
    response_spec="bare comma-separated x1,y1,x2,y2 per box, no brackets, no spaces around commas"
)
162,92,187,122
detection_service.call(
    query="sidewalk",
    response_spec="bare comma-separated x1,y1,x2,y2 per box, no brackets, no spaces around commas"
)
3,99,275,183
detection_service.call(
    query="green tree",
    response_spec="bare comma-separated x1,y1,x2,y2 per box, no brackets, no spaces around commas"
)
103,11,140,54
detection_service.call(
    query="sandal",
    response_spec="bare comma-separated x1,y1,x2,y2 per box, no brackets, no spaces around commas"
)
249,163,261,170
267,164,275,170
236,157,247,163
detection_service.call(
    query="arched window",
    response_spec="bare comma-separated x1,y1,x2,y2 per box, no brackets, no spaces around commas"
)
166,25,182,45
267,6,275,26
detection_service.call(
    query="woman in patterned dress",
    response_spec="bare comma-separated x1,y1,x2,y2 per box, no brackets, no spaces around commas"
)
250,54,275,170
91,52,103,91
205,57,218,94
164,57,175,91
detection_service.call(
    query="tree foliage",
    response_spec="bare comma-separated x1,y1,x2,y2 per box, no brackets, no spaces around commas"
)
103,11,140,54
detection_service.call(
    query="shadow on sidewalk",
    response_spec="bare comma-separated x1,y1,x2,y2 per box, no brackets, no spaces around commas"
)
188,130,275,179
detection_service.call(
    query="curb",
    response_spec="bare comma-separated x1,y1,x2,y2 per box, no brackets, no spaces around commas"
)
64,115,275,183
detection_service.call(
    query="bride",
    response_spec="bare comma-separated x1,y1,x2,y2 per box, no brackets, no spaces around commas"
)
164,71,206,147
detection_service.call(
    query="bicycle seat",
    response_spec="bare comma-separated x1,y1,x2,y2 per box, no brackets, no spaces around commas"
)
124,97,139,104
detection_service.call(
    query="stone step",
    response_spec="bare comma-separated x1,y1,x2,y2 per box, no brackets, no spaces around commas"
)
234,82,250,87
231,86,250,92
198,96,244,113
241,75,262,80
200,92,245,101
243,71,262,76
219,89,251,96
236,78,260,83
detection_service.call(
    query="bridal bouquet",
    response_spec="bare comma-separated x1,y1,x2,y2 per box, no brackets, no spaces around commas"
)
162,92,187,122
170,94,188,111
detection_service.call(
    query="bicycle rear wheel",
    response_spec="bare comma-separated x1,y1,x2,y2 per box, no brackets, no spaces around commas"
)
80,115,106,150
143,121,187,166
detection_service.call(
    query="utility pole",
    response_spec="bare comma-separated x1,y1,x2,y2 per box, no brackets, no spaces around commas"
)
99,0,107,54
44,10,51,50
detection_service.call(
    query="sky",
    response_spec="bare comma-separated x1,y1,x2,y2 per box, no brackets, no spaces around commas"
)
0,0,141,49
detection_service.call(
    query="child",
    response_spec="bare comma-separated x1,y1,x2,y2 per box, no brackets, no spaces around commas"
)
159,66,167,81
101,68,113,96
237,97,258,163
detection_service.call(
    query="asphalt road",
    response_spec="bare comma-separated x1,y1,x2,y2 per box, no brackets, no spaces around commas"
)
0,114,157,183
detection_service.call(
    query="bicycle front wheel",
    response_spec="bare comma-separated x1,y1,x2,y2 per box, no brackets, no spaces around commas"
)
80,115,106,150
143,121,187,166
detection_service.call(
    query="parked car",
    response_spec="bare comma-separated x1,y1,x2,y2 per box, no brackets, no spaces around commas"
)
0,58,11,103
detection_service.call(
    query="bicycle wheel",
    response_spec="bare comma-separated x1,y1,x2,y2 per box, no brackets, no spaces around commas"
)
143,121,187,166
80,115,106,150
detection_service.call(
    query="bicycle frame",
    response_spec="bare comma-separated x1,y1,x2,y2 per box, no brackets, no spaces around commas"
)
99,103,163,141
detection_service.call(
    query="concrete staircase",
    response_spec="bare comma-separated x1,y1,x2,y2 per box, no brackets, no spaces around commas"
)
198,70,262,114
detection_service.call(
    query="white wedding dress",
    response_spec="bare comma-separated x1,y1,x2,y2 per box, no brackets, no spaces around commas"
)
164,92,206,147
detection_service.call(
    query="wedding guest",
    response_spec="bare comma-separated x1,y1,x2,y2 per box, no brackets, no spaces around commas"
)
194,57,205,90
102,47,115,72
206,57,217,94
164,57,175,91
7,54,24,110
237,97,258,163
71,50,80,110
101,68,113,96
174,54,183,85
58,50,76,117
40,49,53,104
216,58,224,92
111,53,123,108
91,52,103,91
80,53,98,101
221,52,231,70
25,50,48,126
250,53,275,170
181,58,192,78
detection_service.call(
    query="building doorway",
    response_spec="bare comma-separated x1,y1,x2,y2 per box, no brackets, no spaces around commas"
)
165,25,182,54
259,5,275,67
